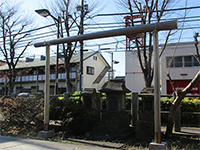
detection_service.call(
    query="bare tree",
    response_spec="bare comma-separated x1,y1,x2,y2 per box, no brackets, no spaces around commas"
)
117,0,173,87
0,2,31,94
165,33,200,135
44,0,101,93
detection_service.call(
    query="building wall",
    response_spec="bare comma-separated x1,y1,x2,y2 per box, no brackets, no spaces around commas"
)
83,53,107,91
125,42,199,94
125,50,152,93
160,42,200,95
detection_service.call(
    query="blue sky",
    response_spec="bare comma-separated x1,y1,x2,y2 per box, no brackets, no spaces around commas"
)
1,0,200,77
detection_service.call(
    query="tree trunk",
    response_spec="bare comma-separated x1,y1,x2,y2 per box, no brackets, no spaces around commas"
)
165,70,200,136
8,77,15,95
65,69,72,93
65,56,72,94
145,76,153,88
165,103,178,135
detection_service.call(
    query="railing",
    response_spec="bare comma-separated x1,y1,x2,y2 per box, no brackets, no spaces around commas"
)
0,72,76,83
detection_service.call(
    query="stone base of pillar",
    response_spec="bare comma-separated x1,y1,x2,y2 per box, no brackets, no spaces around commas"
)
149,142,168,150
38,130,55,139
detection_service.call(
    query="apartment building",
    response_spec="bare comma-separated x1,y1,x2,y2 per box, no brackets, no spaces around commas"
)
0,51,110,95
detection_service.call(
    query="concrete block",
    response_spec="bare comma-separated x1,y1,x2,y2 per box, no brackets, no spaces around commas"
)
38,130,55,139
149,142,168,150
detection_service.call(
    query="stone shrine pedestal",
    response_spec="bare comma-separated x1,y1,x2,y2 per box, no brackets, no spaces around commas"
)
90,79,132,140
136,87,154,140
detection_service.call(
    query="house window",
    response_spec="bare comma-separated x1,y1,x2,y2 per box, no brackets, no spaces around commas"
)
70,67,76,72
174,57,182,67
87,66,94,75
166,57,173,68
184,56,192,67
166,55,199,68
93,56,97,61
194,56,200,66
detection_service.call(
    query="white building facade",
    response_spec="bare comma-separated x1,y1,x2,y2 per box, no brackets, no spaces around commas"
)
125,42,200,95
160,42,200,95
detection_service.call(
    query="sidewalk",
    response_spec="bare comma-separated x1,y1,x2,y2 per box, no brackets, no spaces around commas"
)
0,136,121,150
161,126,200,137
1,126,199,150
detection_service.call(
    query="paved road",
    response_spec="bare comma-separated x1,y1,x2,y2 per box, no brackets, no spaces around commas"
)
0,136,120,150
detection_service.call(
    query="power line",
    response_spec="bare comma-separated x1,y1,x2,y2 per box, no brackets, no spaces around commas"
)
1,16,199,45
1,14,199,42
0,7,199,54
2,24,200,51
94,6,200,17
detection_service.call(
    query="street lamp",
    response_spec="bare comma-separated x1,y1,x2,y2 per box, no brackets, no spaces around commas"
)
35,9,60,95
35,9,58,22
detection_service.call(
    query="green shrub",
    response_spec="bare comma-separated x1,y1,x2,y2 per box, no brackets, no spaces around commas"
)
126,93,131,110
49,96,97,135
70,91,83,104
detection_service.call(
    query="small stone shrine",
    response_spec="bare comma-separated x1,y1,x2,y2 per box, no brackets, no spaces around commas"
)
82,88,100,110
82,88,101,133
91,79,132,140
136,87,154,139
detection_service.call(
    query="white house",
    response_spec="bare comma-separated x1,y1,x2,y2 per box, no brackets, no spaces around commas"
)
0,51,110,95
125,42,200,95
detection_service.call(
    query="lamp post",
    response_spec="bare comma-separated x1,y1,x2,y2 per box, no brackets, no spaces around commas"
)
35,9,60,95
100,48,119,80
110,52,119,79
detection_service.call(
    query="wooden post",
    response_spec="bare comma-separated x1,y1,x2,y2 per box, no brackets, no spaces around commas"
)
44,45,50,131
131,92,138,127
153,30,161,143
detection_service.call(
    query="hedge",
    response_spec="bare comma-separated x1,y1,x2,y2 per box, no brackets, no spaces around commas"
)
125,96,200,126
160,97,200,125
1,94,199,137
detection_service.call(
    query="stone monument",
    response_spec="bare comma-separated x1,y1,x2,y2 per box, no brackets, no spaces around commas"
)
90,79,132,140
136,87,154,139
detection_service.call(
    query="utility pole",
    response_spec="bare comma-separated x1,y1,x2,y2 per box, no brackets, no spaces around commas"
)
79,0,84,92
111,52,114,79
78,0,88,92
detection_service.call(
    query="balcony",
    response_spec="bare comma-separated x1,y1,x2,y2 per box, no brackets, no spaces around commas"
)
0,72,76,83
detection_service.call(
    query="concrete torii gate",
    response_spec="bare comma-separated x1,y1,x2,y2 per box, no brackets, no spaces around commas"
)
34,20,178,144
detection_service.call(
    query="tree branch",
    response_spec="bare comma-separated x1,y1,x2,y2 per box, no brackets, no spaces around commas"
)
194,32,199,61
13,33,29,46
14,41,31,67
159,30,171,57
135,38,145,73
167,73,177,95
182,70,200,94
